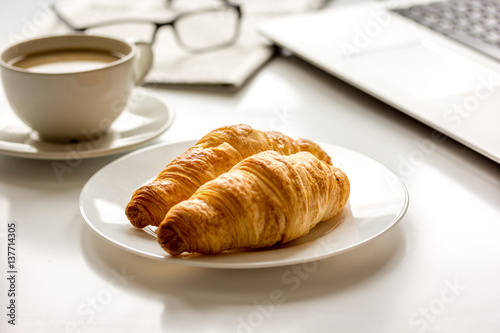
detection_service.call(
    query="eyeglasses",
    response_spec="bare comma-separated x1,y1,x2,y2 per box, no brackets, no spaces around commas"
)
50,0,242,53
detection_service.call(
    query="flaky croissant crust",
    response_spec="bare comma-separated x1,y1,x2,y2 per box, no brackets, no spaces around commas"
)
126,124,332,228
157,150,350,256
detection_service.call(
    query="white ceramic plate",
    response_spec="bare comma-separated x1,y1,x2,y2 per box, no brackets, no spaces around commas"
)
80,140,409,269
0,88,175,159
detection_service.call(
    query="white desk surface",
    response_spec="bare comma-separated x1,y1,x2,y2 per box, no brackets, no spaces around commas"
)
1,1,500,333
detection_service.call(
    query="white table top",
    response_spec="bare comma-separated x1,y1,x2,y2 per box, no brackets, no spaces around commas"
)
1,1,500,333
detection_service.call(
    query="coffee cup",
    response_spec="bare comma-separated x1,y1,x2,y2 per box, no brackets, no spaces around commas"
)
0,34,153,142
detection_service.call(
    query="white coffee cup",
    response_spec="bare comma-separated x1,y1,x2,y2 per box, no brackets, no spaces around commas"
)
0,34,153,142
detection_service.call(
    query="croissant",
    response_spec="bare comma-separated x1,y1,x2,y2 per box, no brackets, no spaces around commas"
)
157,150,350,256
126,124,332,228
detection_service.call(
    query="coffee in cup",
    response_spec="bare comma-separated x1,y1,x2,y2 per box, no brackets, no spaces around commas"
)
0,34,153,142
10,48,122,73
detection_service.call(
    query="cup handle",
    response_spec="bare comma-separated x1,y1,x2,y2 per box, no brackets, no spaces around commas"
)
131,40,154,86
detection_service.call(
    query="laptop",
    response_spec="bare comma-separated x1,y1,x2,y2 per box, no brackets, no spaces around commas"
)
259,0,500,164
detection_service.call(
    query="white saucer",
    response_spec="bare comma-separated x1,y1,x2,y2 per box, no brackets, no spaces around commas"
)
0,88,175,160
80,140,409,269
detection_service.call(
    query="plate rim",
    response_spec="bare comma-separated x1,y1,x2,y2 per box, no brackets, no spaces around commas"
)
79,139,409,269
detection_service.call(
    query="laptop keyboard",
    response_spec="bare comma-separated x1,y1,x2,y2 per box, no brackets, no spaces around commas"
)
392,0,500,61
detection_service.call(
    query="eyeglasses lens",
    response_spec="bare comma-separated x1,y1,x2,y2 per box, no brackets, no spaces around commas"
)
174,7,239,51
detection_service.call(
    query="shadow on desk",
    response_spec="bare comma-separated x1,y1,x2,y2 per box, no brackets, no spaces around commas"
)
79,217,406,330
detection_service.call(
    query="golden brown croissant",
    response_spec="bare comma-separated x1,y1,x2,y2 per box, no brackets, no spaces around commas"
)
126,124,332,228
157,150,350,256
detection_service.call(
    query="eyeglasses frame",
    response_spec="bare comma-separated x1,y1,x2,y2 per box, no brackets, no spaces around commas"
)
50,0,242,53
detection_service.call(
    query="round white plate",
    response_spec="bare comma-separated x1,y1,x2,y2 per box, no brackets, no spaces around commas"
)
0,88,175,159
80,140,409,269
